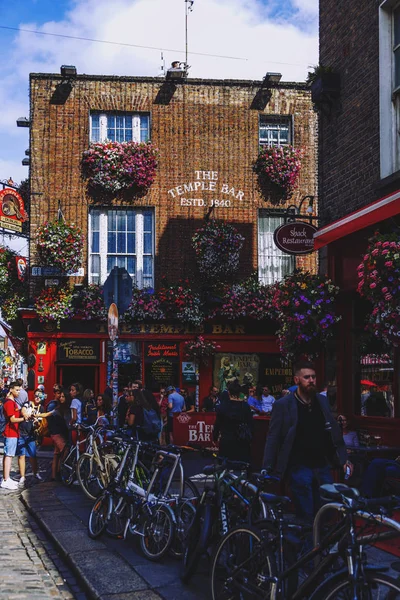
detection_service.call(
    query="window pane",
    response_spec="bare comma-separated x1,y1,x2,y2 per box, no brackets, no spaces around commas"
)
109,211,116,231
125,130,132,141
91,254,100,276
127,257,136,275
116,212,126,232
107,129,115,141
108,232,116,253
117,232,126,253
395,47,400,89
143,211,153,231
127,233,135,253
394,6,400,47
144,232,152,254
117,256,125,268
107,256,116,274
92,231,99,253
91,114,100,127
91,210,100,230
258,212,295,284
143,256,153,276
127,211,135,232
108,115,116,128
140,115,150,142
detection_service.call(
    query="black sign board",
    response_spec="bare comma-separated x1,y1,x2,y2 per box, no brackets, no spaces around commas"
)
273,222,317,255
57,339,100,363
144,342,180,391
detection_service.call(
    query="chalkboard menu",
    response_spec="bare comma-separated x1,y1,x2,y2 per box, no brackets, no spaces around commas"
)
144,342,180,391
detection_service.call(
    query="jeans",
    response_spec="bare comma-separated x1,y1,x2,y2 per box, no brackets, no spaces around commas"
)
288,464,333,522
362,458,400,497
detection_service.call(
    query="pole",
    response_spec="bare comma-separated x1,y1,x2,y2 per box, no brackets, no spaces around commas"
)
185,0,189,69
195,363,199,412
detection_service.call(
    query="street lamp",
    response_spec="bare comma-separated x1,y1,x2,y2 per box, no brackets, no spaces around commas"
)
16,117,30,128
284,195,316,223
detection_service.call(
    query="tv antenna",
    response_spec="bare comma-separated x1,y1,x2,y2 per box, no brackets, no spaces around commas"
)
185,0,194,70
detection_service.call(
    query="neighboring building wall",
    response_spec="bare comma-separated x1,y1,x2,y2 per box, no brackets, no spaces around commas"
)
319,0,381,225
29,74,317,285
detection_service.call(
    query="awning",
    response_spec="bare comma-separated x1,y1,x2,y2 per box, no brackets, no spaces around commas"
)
314,189,400,250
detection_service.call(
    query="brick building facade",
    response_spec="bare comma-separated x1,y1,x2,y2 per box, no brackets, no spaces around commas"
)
23,72,318,424
315,0,400,438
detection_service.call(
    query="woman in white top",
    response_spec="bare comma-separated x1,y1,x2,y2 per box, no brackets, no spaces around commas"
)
69,383,83,426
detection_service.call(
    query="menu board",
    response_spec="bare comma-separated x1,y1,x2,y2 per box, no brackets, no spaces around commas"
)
144,342,180,391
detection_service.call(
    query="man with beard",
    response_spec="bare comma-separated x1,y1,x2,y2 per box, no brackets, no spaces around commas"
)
263,361,351,521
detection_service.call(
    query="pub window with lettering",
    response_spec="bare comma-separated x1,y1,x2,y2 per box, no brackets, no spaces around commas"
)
90,112,150,143
89,208,154,287
259,115,292,147
258,211,295,284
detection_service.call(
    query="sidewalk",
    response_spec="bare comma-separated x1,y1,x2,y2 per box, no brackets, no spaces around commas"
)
21,483,209,600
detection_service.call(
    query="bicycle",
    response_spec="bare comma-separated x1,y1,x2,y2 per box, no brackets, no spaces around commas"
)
181,460,271,584
210,482,400,600
60,423,97,485
77,427,122,500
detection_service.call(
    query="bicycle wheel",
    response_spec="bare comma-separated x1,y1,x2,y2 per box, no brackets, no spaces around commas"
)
60,448,77,486
168,477,200,501
169,498,197,558
106,496,131,539
181,502,213,584
310,570,400,600
211,525,276,600
88,492,110,539
139,504,175,561
77,453,103,500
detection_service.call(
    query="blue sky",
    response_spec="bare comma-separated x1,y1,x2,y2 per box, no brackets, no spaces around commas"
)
0,0,318,196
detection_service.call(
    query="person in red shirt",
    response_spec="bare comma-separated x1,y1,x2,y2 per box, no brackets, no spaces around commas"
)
1,381,28,490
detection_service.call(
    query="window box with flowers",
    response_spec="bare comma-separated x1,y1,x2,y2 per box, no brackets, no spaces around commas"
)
36,219,84,274
253,145,303,204
82,141,159,200
158,282,204,326
357,233,400,346
34,287,74,328
211,275,275,321
272,270,341,360
192,220,245,283
184,336,221,365
123,287,165,325
74,284,107,321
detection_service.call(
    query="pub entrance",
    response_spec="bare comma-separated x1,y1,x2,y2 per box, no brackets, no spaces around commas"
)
58,366,99,394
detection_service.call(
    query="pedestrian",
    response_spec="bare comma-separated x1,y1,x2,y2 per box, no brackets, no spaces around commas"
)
157,386,168,444
48,388,70,481
166,386,185,444
69,382,83,446
83,389,97,424
127,390,161,441
263,361,351,522
18,389,55,483
202,386,220,412
181,388,195,413
15,377,28,409
95,394,112,427
213,381,253,463
260,385,275,414
46,384,62,411
1,381,27,489
118,386,129,428
247,387,267,415
336,415,359,448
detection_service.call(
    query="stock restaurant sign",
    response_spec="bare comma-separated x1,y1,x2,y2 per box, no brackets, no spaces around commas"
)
273,222,317,255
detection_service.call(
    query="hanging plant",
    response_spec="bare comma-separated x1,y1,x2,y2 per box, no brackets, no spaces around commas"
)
36,219,84,274
192,220,245,282
82,141,159,198
123,287,165,324
212,275,275,320
34,287,74,328
357,232,400,345
74,284,107,321
2,292,28,323
253,145,303,204
158,282,204,326
272,270,341,359
184,336,221,365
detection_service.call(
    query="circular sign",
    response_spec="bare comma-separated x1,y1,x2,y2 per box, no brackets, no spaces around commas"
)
108,303,119,341
273,221,318,255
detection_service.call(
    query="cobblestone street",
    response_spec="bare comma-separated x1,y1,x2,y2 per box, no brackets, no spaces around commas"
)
0,447,88,600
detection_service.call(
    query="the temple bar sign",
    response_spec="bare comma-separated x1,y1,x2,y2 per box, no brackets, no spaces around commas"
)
168,170,244,209
57,340,100,362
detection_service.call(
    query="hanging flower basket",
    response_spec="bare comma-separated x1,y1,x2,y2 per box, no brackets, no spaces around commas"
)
253,145,303,204
123,287,165,324
36,220,84,274
212,276,275,320
34,287,74,328
0,246,20,299
184,336,221,365
2,292,27,323
272,270,341,359
82,141,159,198
357,232,400,345
158,282,204,326
192,220,245,282
74,284,107,321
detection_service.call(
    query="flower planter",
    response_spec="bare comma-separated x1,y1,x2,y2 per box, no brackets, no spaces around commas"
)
254,145,303,204
192,221,244,282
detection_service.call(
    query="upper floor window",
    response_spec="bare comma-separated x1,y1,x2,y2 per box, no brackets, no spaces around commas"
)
89,208,154,288
90,112,150,143
258,210,295,285
259,116,291,147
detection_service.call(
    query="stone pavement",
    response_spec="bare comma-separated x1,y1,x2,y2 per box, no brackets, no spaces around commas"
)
0,445,89,600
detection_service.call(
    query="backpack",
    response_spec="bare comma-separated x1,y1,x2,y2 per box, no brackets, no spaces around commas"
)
34,416,50,444
0,402,6,435
142,408,162,436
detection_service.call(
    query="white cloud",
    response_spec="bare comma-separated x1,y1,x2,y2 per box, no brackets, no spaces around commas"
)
0,0,318,182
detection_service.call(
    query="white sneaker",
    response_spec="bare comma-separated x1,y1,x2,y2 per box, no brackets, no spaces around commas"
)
34,473,43,481
18,477,26,486
1,478,19,490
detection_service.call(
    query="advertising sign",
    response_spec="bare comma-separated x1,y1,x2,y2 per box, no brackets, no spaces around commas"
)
108,303,118,341
182,361,197,384
15,256,27,281
144,342,180,391
173,412,218,449
57,340,100,362
273,222,317,255
0,189,28,233
213,353,260,392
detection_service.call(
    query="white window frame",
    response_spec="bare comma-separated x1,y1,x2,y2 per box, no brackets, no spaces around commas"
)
88,208,154,288
258,211,295,285
259,115,292,147
380,0,400,177
89,112,150,143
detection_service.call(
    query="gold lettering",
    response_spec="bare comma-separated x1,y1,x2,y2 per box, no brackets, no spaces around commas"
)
234,325,245,334
212,325,223,334
159,324,174,334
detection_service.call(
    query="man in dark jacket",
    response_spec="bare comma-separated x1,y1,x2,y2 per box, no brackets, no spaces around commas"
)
263,360,351,522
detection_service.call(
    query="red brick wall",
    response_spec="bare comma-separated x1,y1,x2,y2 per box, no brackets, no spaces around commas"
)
29,74,318,284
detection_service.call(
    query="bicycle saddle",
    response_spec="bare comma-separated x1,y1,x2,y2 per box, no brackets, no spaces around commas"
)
260,492,291,506
203,464,225,476
320,483,360,502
